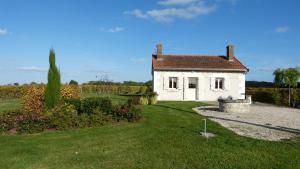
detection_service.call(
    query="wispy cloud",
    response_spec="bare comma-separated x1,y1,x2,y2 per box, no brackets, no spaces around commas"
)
258,67,276,72
125,0,218,23
100,26,125,33
130,58,147,64
0,28,8,36
275,26,290,33
18,66,47,72
158,0,197,6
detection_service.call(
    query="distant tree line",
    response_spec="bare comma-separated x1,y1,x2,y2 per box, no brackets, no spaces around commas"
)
83,80,152,86
246,81,300,88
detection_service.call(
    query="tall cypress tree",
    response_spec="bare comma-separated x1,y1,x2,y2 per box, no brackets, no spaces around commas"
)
45,48,61,109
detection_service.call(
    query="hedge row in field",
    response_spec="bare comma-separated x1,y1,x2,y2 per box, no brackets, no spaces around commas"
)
0,86,24,99
81,85,150,94
0,85,150,99
246,87,300,107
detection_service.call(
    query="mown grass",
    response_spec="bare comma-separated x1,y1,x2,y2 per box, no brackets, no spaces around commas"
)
0,98,21,113
0,95,299,169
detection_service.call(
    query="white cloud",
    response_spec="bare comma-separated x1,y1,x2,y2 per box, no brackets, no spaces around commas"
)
125,0,217,23
130,58,147,64
18,66,47,72
124,9,148,19
275,26,290,33
0,28,8,36
158,0,197,6
99,26,125,33
108,27,125,33
258,67,276,72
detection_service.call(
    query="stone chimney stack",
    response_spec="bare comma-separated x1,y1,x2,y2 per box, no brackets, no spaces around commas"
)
156,43,163,58
226,45,234,61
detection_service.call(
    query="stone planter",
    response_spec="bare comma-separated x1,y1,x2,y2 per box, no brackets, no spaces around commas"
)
218,97,251,113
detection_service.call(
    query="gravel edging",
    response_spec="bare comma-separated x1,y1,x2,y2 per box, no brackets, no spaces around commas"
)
193,104,300,141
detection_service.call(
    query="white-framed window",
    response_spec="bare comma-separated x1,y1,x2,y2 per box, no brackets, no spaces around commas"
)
169,77,178,89
188,78,197,89
215,78,224,90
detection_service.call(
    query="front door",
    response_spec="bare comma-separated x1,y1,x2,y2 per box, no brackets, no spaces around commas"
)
186,77,198,100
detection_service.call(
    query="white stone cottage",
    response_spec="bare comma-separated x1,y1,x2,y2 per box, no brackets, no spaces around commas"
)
152,44,249,101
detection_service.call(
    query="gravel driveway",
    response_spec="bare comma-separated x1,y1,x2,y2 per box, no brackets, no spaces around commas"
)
193,103,300,141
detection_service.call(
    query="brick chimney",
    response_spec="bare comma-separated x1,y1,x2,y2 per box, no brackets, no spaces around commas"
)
226,45,234,61
156,43,163,58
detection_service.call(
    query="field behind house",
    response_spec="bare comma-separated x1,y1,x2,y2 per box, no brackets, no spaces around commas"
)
0,93,299,169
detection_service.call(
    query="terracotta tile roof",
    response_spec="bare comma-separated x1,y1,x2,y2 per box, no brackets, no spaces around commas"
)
152,54,248,72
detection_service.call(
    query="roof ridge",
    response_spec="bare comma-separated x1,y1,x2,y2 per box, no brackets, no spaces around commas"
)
161,54,224,57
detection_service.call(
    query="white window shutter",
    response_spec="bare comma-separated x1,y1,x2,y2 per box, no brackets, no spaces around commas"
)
164,76,169,90
177,77,181,89
210,77,215,91
225,77,230,91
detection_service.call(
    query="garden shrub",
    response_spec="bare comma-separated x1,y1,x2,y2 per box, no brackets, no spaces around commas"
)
0,111,22,132
112,104,142,122
127,96,140,107
76,113,91,128
81,97,112,115
61,85,80,99
246,87,300,107
112,104,130,122
49,103,78,130
127,106,142,122
0,110,50,134
139,97,148,105
63,98,82,114
22,85,81,114
90,108,105,126
16,114,50,134
22,85,45,114
148,92,158,105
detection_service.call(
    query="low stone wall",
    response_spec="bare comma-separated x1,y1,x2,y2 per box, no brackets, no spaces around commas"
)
219,97,251,113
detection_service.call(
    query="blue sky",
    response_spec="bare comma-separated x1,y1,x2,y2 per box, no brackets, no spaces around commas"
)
0,0,299,84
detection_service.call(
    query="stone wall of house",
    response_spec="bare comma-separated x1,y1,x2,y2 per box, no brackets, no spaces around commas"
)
153,71,246,101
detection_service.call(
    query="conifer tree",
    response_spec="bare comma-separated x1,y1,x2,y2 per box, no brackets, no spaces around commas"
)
45,49,61,109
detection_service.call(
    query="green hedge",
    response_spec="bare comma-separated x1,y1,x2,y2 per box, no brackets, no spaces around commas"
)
246,87,300,107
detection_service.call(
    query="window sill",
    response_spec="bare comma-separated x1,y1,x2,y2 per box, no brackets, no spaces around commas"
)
166,88,181,91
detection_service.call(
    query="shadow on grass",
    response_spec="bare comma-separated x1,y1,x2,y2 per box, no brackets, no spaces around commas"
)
153,104,198,115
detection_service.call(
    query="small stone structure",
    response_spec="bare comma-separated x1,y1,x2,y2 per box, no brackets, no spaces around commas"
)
218,96,251,113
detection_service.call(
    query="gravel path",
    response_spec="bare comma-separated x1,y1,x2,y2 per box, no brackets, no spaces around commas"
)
193,103,300,141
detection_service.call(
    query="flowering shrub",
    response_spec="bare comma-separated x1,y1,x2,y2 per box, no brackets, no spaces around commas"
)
112,104,130,121
22,85,45,114
49,103,78,130
112,104,142,122
21,85,81,114
61,85,80,99
0,110,50,134
1,97,142,135
127,106,142,122
16,114,50,134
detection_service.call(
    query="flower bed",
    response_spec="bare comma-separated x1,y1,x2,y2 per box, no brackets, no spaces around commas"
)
0,97,143,135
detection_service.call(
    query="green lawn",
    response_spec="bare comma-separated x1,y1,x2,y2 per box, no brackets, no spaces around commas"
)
0,98,21,113
0,95,299,169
